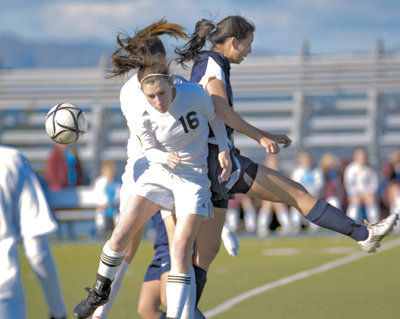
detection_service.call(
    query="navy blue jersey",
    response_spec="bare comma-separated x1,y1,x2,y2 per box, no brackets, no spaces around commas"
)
152,211,169,259
190,51,234,140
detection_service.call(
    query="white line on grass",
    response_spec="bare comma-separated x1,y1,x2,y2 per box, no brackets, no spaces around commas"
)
204,237,400,318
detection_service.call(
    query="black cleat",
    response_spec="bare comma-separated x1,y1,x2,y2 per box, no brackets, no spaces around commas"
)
73,287,110,319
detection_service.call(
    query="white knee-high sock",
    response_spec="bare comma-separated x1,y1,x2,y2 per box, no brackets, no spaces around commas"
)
347,204,360,223
290,207,303,232
366,204,379,223
391,195,400,214
257,208,272,231
98,241,125,280
226,209,239,232
276,207,291,230
244,207,257,232
92,260,129,318
180,266,196,319
166,272,191,319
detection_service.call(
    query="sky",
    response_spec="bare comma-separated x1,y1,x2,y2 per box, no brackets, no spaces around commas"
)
0,0,400,55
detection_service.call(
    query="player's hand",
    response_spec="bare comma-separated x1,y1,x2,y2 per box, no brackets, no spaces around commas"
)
167,151,181,169
218,150,232,182
259,134,291,154
272,134,292,148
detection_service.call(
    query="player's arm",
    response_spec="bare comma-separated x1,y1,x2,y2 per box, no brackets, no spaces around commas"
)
134,117,180,169
199,89,232,181
205,78,291,154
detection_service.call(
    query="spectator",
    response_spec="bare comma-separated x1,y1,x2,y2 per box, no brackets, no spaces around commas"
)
93,160,121,237
45,143,85,239
257,155,292,237
0,145,66,319
45,143,84,191
318,152,346,210
380,149,400,231
344,148,379,223
290,150,324,233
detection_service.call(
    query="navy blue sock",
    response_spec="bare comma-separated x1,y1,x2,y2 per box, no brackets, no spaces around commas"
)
193,265,207,306
305,200,369,242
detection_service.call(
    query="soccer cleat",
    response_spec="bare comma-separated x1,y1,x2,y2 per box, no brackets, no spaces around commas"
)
73,287,110,319
358,213,398,253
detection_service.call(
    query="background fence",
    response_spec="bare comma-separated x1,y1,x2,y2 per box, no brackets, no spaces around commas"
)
1,48,399,181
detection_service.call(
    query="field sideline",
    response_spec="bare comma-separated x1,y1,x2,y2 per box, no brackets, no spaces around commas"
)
21,233,400,319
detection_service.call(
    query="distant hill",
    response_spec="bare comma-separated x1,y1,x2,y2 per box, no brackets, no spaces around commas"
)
0,33,112,69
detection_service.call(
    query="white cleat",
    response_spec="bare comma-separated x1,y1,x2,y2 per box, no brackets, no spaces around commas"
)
358,213,398,253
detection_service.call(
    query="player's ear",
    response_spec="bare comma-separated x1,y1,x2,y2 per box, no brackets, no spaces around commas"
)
230,36,239,50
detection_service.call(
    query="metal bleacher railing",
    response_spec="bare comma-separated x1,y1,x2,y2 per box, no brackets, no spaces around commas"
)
1,47,400,183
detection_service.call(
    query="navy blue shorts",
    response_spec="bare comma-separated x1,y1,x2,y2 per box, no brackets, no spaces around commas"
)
143,255,171,282
207,143,258,209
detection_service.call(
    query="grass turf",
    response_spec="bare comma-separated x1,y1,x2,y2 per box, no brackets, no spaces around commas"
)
21,233,400,318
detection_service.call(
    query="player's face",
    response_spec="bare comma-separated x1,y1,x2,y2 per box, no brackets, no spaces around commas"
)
142,77,175,113
230,32,254,64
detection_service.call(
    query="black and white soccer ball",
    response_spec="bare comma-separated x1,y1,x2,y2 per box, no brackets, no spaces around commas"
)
45,102,87,145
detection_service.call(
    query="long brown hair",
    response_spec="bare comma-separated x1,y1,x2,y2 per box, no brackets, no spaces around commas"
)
108,19,188,79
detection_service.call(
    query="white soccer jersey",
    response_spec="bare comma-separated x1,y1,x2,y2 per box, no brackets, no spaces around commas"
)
119,73,188,208
134,82,217,170
344,162,378,197
120,73,189,161
0,145,58,240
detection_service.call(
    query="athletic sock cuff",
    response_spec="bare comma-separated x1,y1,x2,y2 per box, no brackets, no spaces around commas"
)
305,200,328,222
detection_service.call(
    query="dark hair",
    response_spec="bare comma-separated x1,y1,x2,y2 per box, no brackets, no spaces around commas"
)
108,19,188,78
175,15,255,65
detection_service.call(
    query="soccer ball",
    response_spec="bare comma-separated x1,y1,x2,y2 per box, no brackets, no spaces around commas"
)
45,102,87,145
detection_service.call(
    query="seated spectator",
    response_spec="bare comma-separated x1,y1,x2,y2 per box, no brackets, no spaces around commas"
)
93,160,121,237
317,152,346,210
257,155,292,237
344,147,379,223
290,150,324,233
45,143,85,239
45,144,84,191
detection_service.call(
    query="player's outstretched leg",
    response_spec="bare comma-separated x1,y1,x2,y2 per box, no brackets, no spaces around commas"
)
357,213,398,253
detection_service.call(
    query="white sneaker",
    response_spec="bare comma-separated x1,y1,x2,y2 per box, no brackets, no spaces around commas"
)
358,213,398,253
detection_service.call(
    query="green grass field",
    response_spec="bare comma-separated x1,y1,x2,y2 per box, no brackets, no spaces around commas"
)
21,233,400,319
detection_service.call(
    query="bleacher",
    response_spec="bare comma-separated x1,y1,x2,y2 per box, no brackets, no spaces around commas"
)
1,51,400,222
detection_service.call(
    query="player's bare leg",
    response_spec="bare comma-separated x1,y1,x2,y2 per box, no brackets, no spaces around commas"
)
247,165,398,252
92,225,146,319
191,208,226,306
167,214,204,319
74,196,161,319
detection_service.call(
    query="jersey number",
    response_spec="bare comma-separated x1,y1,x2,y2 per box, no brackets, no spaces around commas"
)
178,111,199,133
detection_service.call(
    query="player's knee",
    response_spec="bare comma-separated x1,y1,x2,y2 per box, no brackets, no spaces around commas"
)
171,243,193,270
137,302,158,319
109,227,131,251
22,236,51,262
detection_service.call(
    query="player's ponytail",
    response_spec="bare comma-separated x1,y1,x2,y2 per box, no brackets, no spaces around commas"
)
108,19,188,78
175,19,215,65
176,15,255,66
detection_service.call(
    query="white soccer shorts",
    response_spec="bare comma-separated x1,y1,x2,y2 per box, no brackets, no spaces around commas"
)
133,165,213,219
